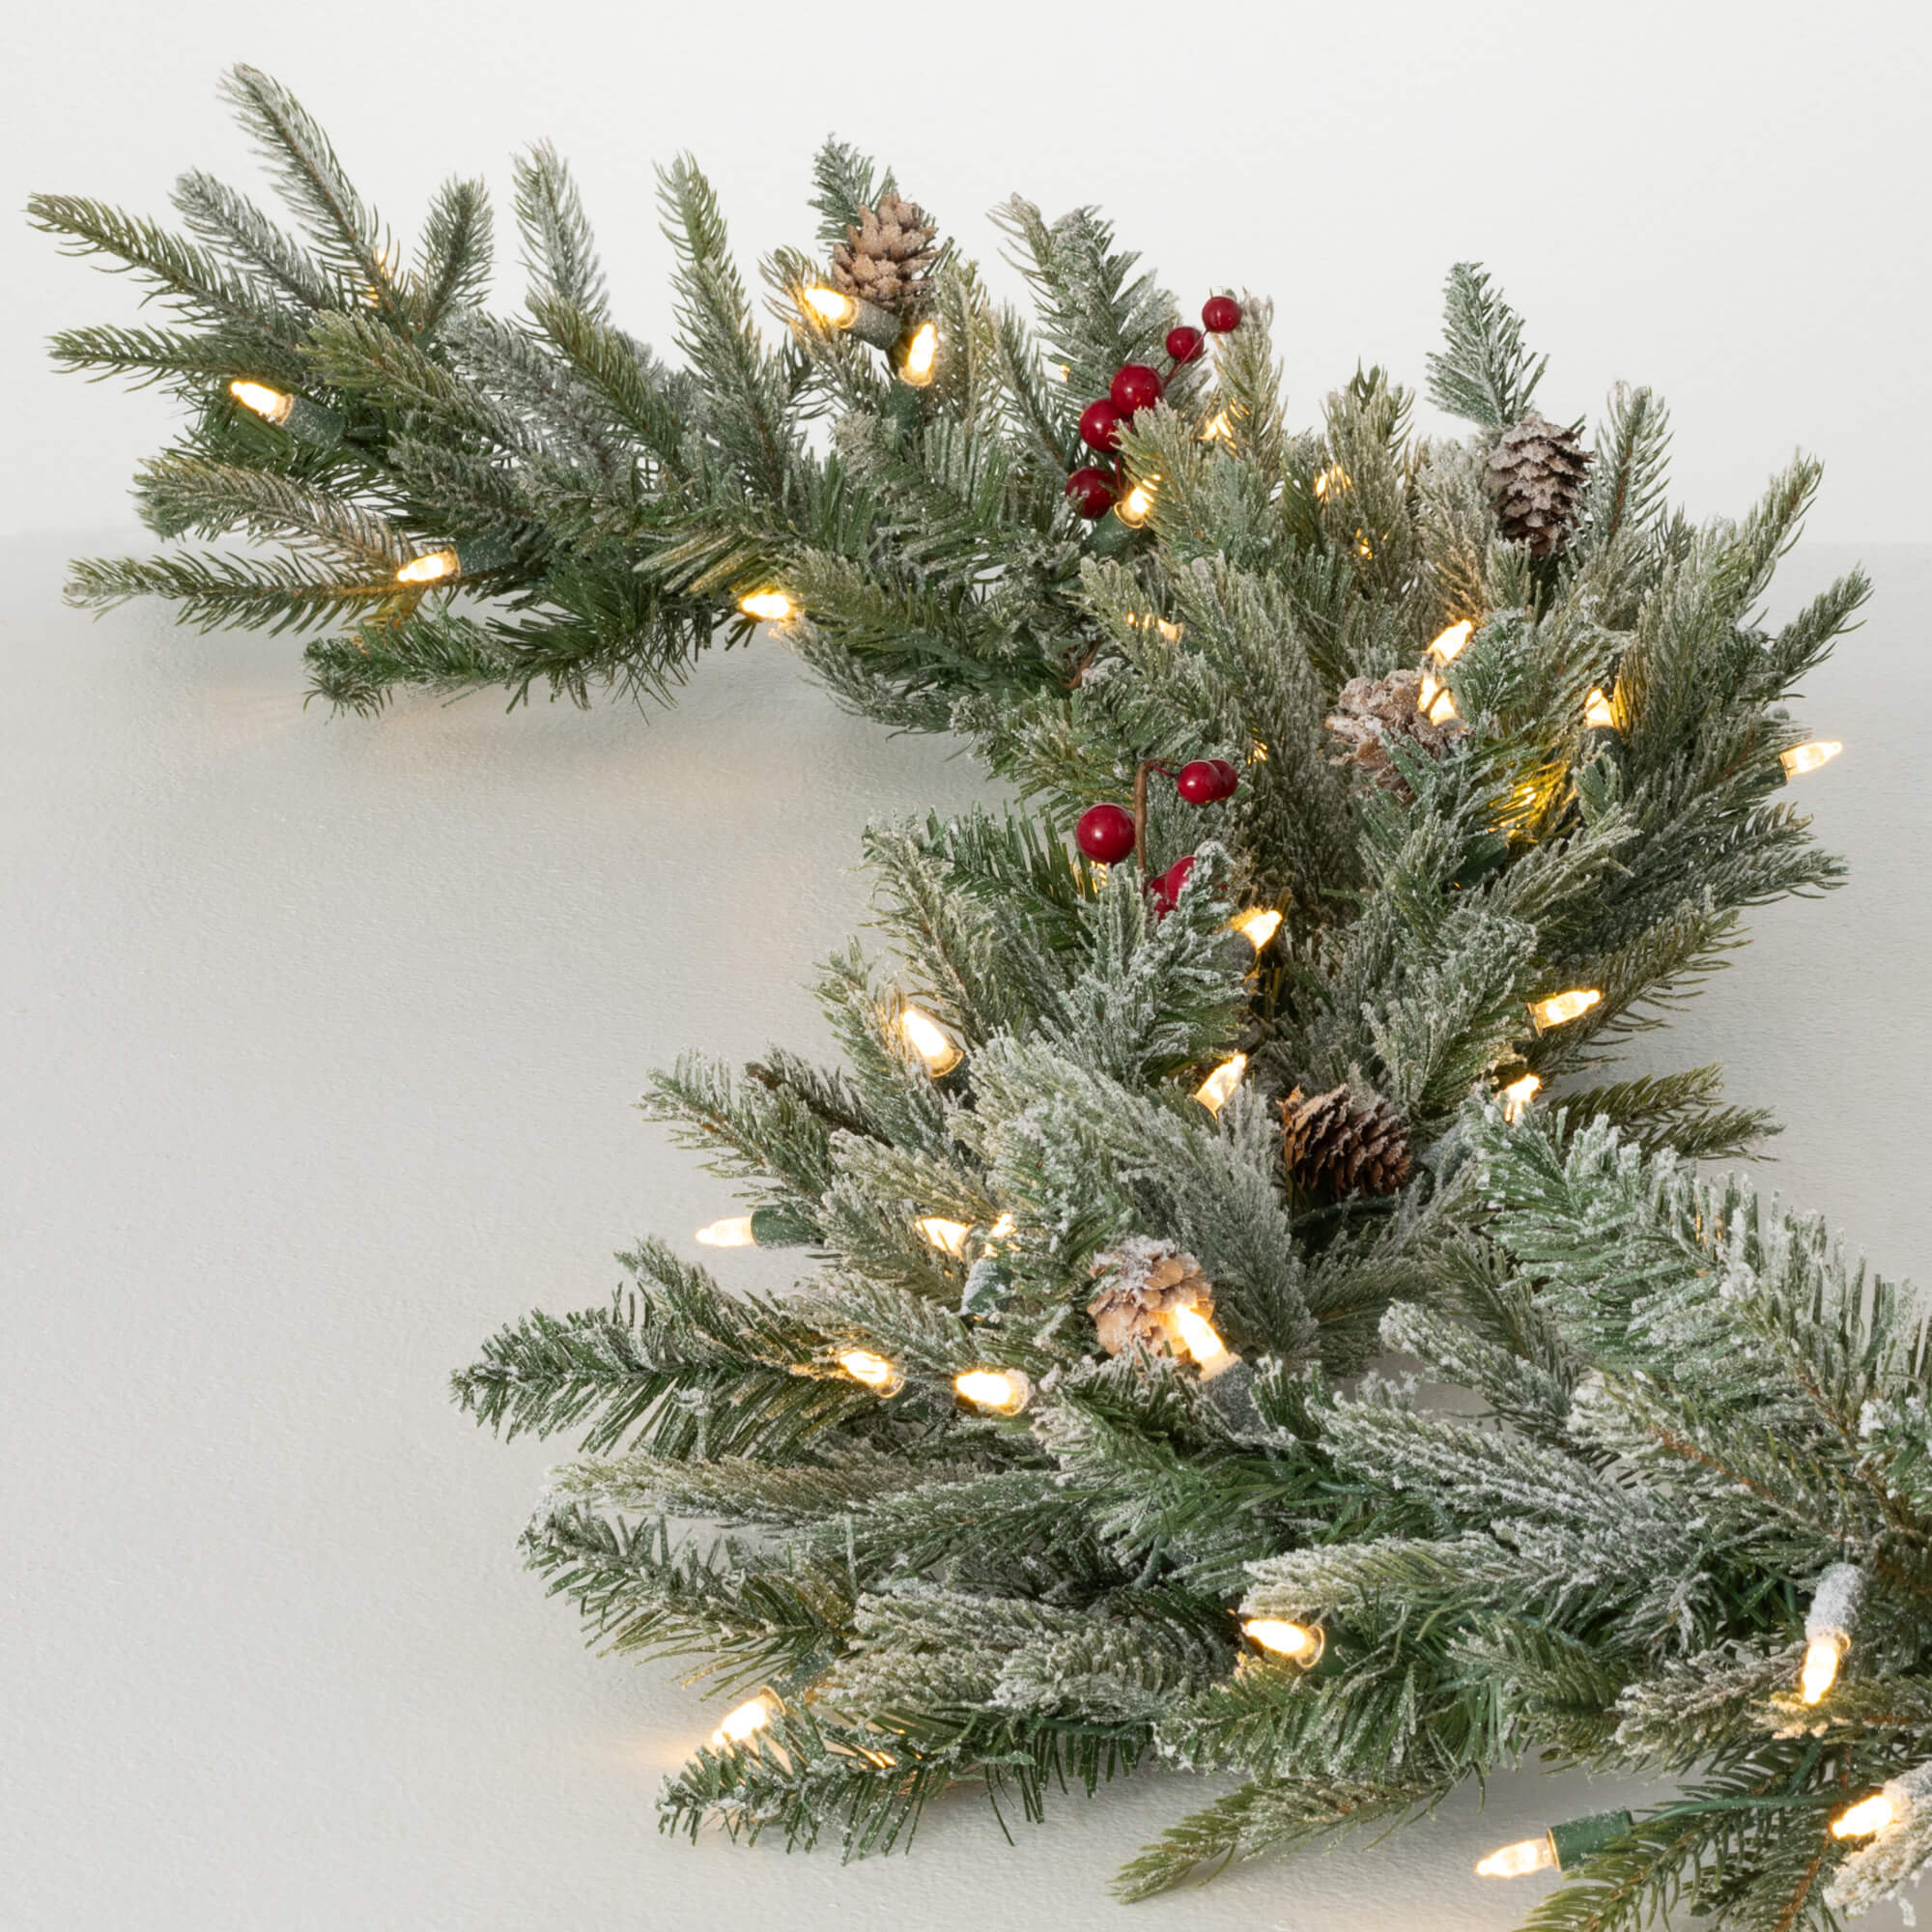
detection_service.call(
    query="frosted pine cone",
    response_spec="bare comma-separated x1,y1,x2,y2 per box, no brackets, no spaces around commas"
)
1087,1236,1213,1357
1488,413,1592,557
1325,668,1464,801
830,193,938,314
1282,1085,1412,1198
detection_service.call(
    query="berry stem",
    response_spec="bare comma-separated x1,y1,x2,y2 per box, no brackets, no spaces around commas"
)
1132,758,1169,873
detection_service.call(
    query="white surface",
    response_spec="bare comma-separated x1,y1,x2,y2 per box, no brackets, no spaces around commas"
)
3,537,1926,1931
4,0,1930,545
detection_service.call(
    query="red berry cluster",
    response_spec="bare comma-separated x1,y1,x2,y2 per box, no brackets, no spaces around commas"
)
1074,756,1239,916
1064,297,1244,522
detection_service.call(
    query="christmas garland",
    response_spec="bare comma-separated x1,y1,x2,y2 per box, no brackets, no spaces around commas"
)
40,70,1920,1929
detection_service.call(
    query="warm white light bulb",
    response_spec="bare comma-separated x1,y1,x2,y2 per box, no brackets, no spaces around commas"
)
228,378,294,426
900,321,938,386
1232,908,1283,952
837,1349,904,1396
916,1216,971,1258
1172,1303,1235,1378
1528,988,1603,1033
1241,1617,1320,1661
1428,620,1474,664
898,1007,962,1076
1048,362,1071,383
1833,1794,1896,1840
396,549,460,585
1199,411,1234,443
1476,1836,1557,1879
710,1696,773,1749
1781,741,1842,780
1499,1073,1542,1124
802,286,856,327
738,589,794,623
1584,687,1617,729
696,1216,756,1248
1116,484,1155,528
954,1368,1030,1415
1801,1636,1842,1706
1313,463,1350,498
988,1211,1016,1241
1193,1054,1246,1115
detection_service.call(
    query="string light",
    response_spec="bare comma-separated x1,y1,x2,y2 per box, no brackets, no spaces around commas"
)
954,1368,1031,1415
696,1216,755,1247
396,549,460,585
1193,1054,1246,1115
1417,672,1459,724
738,589,794,623
1428,620,1474,664
899,321,939,387
710,1696,773,1749
1115,483,1155,528
1584,687,1617,729
1801,1636,1843,1705
1250,741,1268,763
838,1349,904,1396
229,379,294,427
1833,1794,1896,1840
1313,463,1350,498
898,1006,962,1076
1232,908,1283,951
916,1216,971,1258
1780,741,1842,780
1801,1562,1863,1705
1499,1072,1542,1123
1241,1617,1323,1663
801,286,856,326
1476,1837,1557,1879
1049,362,1071,383
1172,1303,1236,1378
1528,987,1603,1033
988,1211,1016,1241
1199,411,1234,442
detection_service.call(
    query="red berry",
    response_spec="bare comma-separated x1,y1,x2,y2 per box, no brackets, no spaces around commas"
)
1208,758,1239,799
1151,854,1197,917
1078,400,1123,452
1076,803,1137,865
1065,467,1116,520
1176,760,1221,805
1201,296,1242,334
1109,364,1164,417
1165,326,1205,364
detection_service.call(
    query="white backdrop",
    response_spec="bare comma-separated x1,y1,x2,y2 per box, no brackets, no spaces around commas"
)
3,0,1930,542
2,534,1926,1930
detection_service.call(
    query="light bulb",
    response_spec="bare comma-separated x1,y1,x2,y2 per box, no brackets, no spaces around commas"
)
898,1007,962,1077
1833,1794,1895,1840
710,1696,772,1749
916,1216,971,1258
1232,909,1283,952
1528,987,1603,1033
1313,463,1350,498
802,286,856,327
899,321,938,386
1425,688,1458,724
1241,1617,1321,1662
954,1368,1030,1415
1193,1054,1246,1115
228,378,294,426
1199,411,1234,443
1048,362,1071,383
1428,620,1474,664
1116,484,1155,528
1499,1073,1542,1124
837,1349,904,1396
738,589,794,623
696,1216,755,1248
1250,741,1268,763
1584,687,1617,729
1780,741,1842,780
1418,671,1441,711
1801,1636,1843,1705
1154,617,1182,643
1172,1303,1235,1377
1476,1836,1557,1879
988,1211,1016,1241
396,549,460,585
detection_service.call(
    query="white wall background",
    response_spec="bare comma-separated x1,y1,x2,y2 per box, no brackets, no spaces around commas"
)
4,6,1931,1928
3,0,1930,542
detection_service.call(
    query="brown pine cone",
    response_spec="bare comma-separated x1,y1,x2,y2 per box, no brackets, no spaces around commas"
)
1488,413,1592,557
830,193,938,314
1087,1236,1213,1357
1325,668,1465,801
1282,1085,1412,1198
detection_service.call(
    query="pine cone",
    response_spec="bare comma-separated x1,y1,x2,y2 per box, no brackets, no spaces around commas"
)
1324,668,1464,801
1282,1085,1412,1198
1487,413,1592,557
1087,1236,1213,1357
830,193,938,314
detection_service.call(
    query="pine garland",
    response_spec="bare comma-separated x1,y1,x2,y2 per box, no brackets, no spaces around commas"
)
40,69,1901,1923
